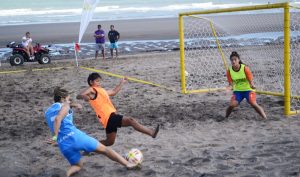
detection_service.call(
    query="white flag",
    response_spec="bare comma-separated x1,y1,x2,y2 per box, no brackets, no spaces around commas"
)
78,0,99,43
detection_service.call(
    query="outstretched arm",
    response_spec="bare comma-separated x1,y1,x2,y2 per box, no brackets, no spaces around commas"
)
107,77,127,96
77,87,94,102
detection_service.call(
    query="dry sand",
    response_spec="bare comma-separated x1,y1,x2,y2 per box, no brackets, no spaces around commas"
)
0,12,289,48
0,51,300,177
1,13,300,177
0,18,178,47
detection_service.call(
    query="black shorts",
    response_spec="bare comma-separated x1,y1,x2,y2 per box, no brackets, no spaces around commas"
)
106,113,123,134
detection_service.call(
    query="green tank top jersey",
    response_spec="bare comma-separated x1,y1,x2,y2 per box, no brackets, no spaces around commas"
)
229,64,253,91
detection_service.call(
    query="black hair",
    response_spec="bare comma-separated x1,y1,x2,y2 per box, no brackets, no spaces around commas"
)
230,51,243,65
110,25,114,28
98,24,101,28
26,32,30,35
54,87,69,102
87,73,102,86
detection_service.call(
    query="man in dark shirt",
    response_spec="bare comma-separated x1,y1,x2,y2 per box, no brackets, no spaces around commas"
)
94,25,105,60
108,25,120,58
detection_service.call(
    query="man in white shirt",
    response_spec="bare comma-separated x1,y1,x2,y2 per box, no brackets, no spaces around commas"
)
22,32,34,59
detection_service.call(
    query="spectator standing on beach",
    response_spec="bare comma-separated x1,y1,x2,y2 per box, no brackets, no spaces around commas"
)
108,25,120,58
22,32,34,60
94,25,105,60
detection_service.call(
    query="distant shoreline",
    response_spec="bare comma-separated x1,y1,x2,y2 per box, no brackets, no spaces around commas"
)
0,17,179,48
0,12,289,48
1,12,297,61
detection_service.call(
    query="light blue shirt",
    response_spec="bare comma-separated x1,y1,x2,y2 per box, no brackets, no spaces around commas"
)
45,103,76,138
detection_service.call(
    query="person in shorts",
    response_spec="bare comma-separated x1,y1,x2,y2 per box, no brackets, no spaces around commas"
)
77,73,160,146
45,87,137,177
225,51,267,119
94,25,105,60
22,32,34,60
108,25,120,58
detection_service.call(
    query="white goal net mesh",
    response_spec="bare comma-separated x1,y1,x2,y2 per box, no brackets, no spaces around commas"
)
182,7,300,112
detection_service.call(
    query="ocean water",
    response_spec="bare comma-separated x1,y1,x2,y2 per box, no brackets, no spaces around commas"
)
0,0,299,26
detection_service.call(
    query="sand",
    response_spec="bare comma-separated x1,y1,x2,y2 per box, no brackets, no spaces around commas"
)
0,50,300,177
1,13,300,177
0,18,178,48
0,12,287,48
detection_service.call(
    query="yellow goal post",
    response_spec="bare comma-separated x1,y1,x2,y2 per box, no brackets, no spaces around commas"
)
179,2,300,116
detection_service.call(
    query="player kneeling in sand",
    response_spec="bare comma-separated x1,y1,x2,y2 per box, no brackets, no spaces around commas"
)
225,51,267,119
77,73,159,146
45,87,137,177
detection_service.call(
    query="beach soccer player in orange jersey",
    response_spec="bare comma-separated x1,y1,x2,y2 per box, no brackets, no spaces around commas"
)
77,73,159,146
225,51,267,119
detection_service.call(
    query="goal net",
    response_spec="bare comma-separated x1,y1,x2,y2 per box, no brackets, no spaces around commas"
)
179,3,300,115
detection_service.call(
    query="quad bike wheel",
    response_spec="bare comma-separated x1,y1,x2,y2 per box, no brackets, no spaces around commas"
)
10,54,24,66
38,54,51,64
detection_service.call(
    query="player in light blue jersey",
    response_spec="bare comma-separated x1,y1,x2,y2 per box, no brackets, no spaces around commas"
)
45,87,136,177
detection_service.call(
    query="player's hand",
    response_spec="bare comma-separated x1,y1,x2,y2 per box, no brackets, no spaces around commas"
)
225,85,232,96
45,138,57,146
250,83,256,89
225,85,232,92
121,77,128,84
76,104,83,109
71,103,83,109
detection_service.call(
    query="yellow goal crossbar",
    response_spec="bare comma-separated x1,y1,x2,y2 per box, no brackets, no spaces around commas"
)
179,2,300,115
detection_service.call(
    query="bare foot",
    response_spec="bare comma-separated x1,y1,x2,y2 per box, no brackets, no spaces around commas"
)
126,163,139,170
152,124,160,138
262,116,268,121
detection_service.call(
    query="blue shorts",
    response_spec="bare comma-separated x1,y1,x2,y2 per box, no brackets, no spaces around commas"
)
110,43,118,49
232,91,256,104
58,129,99,165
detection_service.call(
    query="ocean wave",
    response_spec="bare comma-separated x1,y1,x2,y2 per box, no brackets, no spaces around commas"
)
0,2,257,17
0,8,82,17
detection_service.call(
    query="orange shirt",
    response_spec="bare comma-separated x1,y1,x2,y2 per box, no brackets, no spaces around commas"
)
227,65,253,85
89,87,116,128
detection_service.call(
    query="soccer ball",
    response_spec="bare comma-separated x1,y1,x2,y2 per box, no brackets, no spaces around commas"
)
126,148,143,165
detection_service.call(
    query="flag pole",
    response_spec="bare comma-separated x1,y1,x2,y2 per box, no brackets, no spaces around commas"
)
74,42,79,67
78,0,99,64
